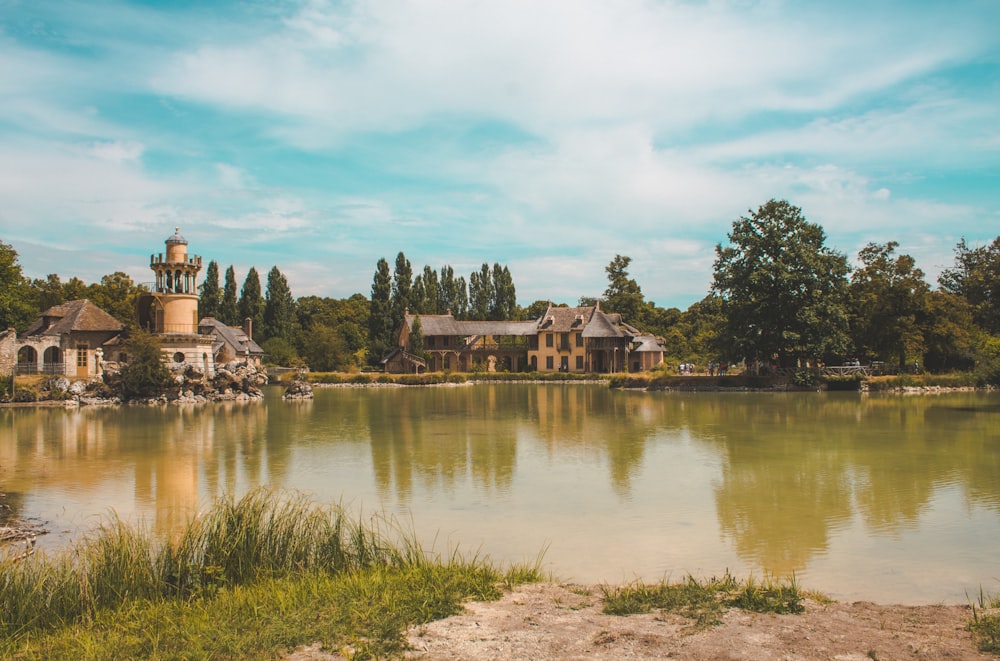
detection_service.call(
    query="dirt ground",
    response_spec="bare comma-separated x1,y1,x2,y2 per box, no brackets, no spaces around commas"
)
290,582,994,660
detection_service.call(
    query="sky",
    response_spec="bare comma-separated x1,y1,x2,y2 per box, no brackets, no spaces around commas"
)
1,0,998,311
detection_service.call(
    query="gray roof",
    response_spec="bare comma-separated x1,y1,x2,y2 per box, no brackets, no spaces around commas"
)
198,317,264,355
536,305,593,332
405,314,537,337
632,334,665,352
23,300,124,337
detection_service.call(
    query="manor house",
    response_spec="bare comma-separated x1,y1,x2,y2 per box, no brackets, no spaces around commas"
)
384,303,665,374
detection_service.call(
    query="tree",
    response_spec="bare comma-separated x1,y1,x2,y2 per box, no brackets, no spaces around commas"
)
199,260,222,320
300,321,350,372
116,330,172,400
939,236,1000,334
221,266,239,325
391,252,413,335
369,258,393,361
439,266,467,319
712,199,850,370
468,263,493,320
90,271,145,328
410,315,424,355
263,266,297,344
238,267,265,337
421,265,441,314
602,255,644,323
0,241,34,331
848,241,929,369
921,291,977,372
492,264,517,319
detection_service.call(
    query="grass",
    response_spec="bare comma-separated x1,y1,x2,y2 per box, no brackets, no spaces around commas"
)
967,588,1000,654
0,488,543,660
601,572,805,629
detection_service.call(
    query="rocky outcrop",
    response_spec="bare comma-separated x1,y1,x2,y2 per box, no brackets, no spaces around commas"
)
282,379,314,400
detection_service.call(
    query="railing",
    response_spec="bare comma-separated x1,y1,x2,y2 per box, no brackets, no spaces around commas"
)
16,363,67,375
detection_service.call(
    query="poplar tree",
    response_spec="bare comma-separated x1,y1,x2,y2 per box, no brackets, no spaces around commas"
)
221,266,239,325
391,252,413,336
422,265,441,314
199,260,221,320
263,266,297,344
492,263,517,319
369,257,393,360
468,263,493,320
238,267,265,338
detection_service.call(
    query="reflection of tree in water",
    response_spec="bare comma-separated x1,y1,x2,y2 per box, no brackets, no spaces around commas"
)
367,386,518,502
702,393,1000,575
526,386,655,497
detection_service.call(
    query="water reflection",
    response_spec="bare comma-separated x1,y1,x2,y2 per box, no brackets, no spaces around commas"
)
1,386,998,602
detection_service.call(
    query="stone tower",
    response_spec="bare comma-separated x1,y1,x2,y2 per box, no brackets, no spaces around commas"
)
148,227,202,333
135,228,215,374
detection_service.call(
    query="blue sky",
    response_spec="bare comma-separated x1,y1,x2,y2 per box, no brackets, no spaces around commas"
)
1,0,998,310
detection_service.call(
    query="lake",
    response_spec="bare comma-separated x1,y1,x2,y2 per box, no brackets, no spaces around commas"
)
2,383,998,604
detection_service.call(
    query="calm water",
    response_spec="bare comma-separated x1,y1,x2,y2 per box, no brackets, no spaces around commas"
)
2,384,999,604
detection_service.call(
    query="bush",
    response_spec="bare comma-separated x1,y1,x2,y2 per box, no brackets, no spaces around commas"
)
115,330,173,401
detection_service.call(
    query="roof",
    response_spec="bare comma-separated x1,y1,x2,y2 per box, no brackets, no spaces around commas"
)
198,317,264,355
404,313,537,337
166,227,188,245
23,300,124,337
536,305,594,333
632,335,665,352
581,309,626,338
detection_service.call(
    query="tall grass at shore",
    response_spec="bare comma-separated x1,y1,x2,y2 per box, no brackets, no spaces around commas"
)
0,488,543,658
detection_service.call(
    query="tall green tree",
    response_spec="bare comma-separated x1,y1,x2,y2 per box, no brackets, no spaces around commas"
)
263,266,297,344
0,241,34,331
439,265,467,319
411,273,426,315
602,255,644,323
391,252,413,335
848,241,928,368
938,236,1000,334
421,265,441,314
369,258,393,360
410,315,424,355
712,199,850,369
27,274,66,314
199,260,222,320
221,266,239,325
90,271,145,328
238,267,265,337
921,291,977,372
468,263,493,320
491,263,517,319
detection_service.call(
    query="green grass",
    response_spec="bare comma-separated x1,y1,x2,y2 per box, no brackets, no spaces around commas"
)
967,588,1000,654
601,572,804,629
0,488,543,659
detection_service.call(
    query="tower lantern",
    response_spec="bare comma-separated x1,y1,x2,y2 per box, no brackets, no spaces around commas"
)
141,227,203,334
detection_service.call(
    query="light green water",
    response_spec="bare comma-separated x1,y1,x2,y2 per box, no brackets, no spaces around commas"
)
2,384,998,604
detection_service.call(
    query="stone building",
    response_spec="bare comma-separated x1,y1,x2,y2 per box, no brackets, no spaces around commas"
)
15,299,124,377
391,302,664,374
135,228,216,375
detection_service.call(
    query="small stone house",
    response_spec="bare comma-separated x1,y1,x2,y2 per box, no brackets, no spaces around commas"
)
16,300,124,377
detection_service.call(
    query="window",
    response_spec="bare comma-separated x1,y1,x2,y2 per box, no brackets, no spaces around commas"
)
173,352,186,363
546,356,554,370
546,333,553,347
576,333,583,347
576,356,584,370
560,333,570,350
76,344,88,368
427,336,436,348
560,356,569,371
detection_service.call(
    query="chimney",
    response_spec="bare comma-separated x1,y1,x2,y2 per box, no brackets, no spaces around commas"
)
243,317,253,340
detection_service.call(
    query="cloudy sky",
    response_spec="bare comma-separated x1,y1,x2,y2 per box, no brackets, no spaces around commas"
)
2,0,997,310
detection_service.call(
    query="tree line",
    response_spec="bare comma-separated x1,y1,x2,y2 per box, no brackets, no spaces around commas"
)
2,198,998,379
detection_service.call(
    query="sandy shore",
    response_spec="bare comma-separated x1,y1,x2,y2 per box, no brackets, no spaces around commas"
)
285,582,995,660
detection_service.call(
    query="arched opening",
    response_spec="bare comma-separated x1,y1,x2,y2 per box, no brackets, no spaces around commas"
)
43,346,63,374
17,346,37,374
